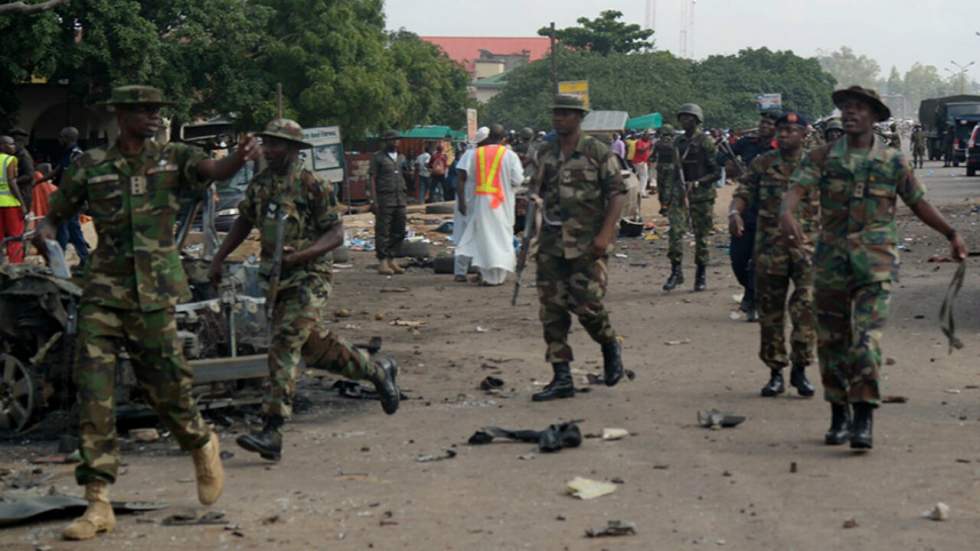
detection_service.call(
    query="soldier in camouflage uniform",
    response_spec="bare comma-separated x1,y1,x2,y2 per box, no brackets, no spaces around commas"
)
653,124,675,215
731,112,818,399
37,86,252,540
911,124,926,168
823,118,845,144
663,104,720,292
210,119,400,461
369,130,408,275
529,95,627,402
781,86,966,450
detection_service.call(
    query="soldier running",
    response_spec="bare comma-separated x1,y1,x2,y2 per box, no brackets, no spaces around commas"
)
210,119,400,461
529,94,627,402
780,86,966,450
664,104,720,292
37,85,252,540
731,112,818,399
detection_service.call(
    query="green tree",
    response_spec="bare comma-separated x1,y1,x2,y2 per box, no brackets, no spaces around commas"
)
386,30,473,129
816,46,880,89
0,7,60,127
538,10,654,56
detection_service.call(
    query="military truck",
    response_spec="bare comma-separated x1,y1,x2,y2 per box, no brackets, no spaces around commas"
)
918,95,980,161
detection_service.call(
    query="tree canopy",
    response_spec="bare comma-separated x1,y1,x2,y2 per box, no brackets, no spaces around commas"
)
484,48,835,130
0,0,472,140
538,10,654,56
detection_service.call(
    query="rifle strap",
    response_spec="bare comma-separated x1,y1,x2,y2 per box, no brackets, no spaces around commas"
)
939,261,966,354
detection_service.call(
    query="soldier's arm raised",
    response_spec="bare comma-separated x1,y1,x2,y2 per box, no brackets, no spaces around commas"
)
197,134,261,181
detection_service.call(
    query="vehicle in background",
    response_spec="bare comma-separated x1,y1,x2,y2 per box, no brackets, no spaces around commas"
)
950,115,980,168
967,124,980,177
918,96,980,161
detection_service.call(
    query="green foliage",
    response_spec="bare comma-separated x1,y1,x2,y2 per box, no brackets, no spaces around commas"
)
484,48,835,130
816,47,881,89
1,0,470,141
538,10,654,56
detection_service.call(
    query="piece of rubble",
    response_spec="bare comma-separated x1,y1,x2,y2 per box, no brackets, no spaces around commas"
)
566,477,617,500
601,428,630,441
416,450,457,463
923,502,950,521
130,428,159,443
842,518,859,529
698,409,746,429
585,520,636,538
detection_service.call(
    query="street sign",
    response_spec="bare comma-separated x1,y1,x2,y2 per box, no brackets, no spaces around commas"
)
559,80,590,109
300,126,344,185
756,93,782,111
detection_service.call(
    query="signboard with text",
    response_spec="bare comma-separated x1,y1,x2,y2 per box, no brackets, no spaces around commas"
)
756,93,782,111
300,126,344,185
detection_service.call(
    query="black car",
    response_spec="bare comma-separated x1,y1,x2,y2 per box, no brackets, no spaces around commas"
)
951,115,980,167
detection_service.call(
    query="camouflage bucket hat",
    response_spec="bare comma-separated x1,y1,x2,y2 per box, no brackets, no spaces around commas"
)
101,85,175,107
552,94,589,113
824,118,844,132
257,118,313,148
831,86,891,122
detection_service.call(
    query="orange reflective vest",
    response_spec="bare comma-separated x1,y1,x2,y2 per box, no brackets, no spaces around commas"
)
474,144,507,209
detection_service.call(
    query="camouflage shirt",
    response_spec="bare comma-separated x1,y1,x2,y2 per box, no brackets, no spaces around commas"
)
533,134,626,259
369,151,408,207
47,139,209,311
238,161,339,290
674,129,720,203
789,136,925,287
735,149,819,272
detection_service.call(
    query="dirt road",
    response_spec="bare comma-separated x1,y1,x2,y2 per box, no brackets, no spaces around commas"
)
3,164,980,550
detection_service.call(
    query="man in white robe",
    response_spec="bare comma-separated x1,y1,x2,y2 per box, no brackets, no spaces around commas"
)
456,124,524,286
452,127,488,281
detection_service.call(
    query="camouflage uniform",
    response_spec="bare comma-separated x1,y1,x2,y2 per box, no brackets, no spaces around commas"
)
47,134,212,485
911,129,926,168
668,129,719,266
653,130,675,212
789,136,925,405
533,135,626,362
736,150,818,371
239,160,379,418
369,147,407,260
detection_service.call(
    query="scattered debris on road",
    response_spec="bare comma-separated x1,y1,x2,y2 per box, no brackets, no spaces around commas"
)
923,502,950,521
698,409,746,429
162,510,228,526
585,519,637,538
467,420,583,453
601,428,630,441
416,449,457,463
566,477,618,500
130,428,160,443
882,395,908,404
842,518,859,529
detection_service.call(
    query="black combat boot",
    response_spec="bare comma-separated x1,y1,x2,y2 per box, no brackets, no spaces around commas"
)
760,369,785,397
850,402,874,450
532,362,575,402
601,341,624,387
369,354,401,415
824,403,851,446
789,364,815,397
694,264,707,292
662,263,684,291
236,414,284,461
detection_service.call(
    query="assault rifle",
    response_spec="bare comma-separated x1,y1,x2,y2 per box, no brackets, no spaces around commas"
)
266,207,287,317
511,196,539,306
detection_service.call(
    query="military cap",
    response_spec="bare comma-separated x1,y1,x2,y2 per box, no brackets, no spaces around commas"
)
658,124,675,135
776,111,808,127
831,85,891,122
676,103,704,123
257,118,313,148
381,130,400,141
552,94,589,113
102,85,174,107
520,127,534,140
824,118,844,132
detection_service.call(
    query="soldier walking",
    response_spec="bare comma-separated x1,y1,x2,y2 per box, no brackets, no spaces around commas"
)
780,86,966,450
529,95,627,402
36,86,248,540
653,124,675,216
370,131,408,275
663,104,720,292
730,112,818,398
210,119,400,461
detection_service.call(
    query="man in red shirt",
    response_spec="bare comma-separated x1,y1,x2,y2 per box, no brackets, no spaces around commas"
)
633,131,653,197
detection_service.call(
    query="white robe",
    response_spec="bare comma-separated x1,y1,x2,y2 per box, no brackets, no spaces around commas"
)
456,145,524,285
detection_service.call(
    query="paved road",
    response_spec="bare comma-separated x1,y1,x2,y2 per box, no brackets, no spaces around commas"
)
917,160,979,205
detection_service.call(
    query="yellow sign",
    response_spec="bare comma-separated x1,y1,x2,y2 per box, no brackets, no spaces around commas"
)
559,80,590,109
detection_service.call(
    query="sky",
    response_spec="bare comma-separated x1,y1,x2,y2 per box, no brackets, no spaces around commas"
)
384,0,980,82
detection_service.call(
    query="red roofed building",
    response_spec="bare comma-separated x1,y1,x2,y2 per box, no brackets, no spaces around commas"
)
421,36,552,102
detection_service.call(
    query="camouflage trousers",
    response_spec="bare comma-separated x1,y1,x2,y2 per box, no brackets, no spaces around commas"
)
815,282,891,405
375,204,406,260
75,303,211,485
755,247,816,370
656,169,672,211
667,198,714,265
266,277,377,418
536,252,617,363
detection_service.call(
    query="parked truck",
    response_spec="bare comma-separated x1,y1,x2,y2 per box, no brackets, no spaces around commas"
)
918,95,980,162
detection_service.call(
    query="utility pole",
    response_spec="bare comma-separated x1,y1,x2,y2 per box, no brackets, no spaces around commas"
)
947,61,975,95
549,21,558,95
